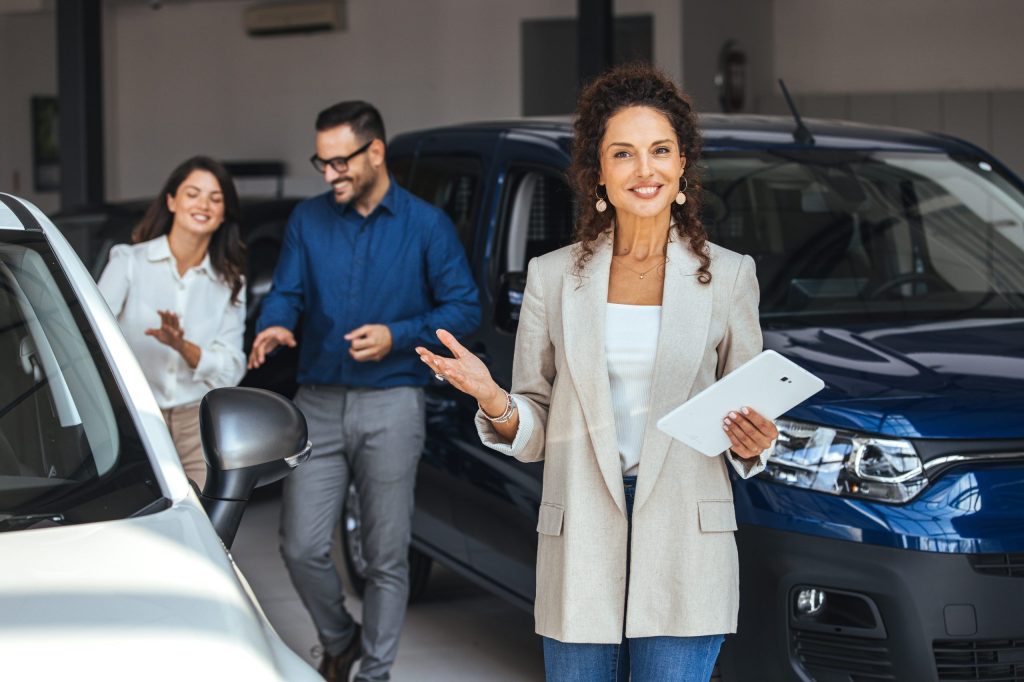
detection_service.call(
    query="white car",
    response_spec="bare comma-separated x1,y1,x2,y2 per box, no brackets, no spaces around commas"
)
0,193,320,681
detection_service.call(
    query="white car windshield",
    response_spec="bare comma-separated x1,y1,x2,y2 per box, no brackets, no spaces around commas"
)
0,231,162,531
702,150,1024,323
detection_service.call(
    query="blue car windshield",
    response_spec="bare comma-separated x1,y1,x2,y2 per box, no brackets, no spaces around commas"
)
0,232,162,531
702,150,1024,323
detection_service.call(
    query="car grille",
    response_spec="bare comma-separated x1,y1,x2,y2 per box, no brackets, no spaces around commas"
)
792,630,895,681
969,553,1024,578
934,639,1024,681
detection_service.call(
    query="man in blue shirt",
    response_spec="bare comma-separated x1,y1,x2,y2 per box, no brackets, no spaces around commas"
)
249,101,479,682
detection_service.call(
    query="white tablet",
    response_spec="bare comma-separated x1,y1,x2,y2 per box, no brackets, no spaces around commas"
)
655,350,825,457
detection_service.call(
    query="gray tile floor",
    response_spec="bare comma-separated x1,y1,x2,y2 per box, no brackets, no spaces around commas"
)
232,489,545,681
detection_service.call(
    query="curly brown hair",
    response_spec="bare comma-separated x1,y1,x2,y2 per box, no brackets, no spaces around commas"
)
569,62,711,284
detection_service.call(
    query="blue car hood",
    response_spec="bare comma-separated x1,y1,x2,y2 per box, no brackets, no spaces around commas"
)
765,318,1024,439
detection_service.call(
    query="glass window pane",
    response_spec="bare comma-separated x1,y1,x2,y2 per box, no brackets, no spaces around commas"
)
504,169,576,273
401,156,483,256
701,151,1024,323
0,233,160,527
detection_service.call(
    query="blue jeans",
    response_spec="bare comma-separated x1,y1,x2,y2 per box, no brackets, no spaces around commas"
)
542,477,725,682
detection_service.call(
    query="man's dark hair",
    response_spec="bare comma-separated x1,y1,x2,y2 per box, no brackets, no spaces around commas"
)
315,100,387,143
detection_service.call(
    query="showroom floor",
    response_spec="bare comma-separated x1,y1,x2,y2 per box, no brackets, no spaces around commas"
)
232,488,545,681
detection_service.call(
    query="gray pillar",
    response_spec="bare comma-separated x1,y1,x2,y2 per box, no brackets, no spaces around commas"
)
578,0,614,86
57,0,104,210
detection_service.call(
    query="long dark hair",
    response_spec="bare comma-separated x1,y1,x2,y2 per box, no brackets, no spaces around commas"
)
132,156,246,304
569,62,711,284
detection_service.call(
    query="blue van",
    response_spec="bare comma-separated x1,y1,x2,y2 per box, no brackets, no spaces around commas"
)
337,116,1024,681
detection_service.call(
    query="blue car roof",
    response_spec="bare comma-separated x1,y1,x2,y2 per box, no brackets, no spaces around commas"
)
403,115,982,156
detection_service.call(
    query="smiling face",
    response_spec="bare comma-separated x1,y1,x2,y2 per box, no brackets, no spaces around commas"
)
316,123,385,205
598,106,686,221
165,170,225,238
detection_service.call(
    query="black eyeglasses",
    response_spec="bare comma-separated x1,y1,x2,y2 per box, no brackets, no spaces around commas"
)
310,139,375,174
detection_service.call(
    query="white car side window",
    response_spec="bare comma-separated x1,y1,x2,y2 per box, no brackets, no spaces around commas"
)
0,247,118,478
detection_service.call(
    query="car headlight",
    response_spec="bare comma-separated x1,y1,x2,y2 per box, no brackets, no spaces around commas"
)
763,418,927,503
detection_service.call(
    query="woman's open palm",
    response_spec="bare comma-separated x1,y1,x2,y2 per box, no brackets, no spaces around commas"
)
415,329,499,404
145,310,186,351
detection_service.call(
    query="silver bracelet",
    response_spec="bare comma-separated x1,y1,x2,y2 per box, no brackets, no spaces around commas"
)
480,390,517,423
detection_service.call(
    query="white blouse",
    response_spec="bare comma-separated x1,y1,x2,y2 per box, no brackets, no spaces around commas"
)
476,303,662,477
605,303,661,476
98,236,246,409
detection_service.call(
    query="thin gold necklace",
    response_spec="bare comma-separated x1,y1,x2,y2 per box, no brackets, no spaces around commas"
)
613,255,669,280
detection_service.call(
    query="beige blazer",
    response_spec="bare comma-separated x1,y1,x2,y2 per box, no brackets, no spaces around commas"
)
477,236,767,643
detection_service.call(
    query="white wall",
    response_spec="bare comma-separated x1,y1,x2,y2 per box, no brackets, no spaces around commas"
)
681,0,774,113
774,0,1024,94
763,0,1024,175
0,7,58,212
105,0,681,201
630,0,683,86
5,0,1024,208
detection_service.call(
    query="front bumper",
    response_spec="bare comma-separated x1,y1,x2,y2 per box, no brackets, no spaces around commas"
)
720,525,1024,682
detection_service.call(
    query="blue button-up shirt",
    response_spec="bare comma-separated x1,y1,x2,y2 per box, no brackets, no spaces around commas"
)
256,181,480,388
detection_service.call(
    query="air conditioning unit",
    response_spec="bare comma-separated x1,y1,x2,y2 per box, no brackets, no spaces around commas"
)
243,0,345,37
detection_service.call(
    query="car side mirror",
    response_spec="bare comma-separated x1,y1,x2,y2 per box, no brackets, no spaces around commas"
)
198,387,311,548
495,271,527,333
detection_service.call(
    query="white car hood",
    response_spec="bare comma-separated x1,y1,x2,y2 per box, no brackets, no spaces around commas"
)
0,501,310,681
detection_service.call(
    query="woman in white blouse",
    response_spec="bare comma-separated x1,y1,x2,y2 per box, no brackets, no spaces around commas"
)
416,64,779,681
99,156,247,490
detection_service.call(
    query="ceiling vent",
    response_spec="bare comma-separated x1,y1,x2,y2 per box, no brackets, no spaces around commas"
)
243,0,345,37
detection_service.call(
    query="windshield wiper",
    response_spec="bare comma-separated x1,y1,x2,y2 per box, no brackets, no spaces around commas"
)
0,511,66,531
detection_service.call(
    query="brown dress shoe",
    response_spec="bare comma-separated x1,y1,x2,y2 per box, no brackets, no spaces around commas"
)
317,625,362,682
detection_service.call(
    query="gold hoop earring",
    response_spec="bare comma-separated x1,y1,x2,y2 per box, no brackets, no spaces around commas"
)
675,177,688,205
595,186,608,213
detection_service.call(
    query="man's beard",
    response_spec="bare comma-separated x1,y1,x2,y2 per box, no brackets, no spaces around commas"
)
332,175,368,205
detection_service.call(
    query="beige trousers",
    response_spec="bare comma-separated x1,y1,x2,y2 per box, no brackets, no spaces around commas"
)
161,401,206,490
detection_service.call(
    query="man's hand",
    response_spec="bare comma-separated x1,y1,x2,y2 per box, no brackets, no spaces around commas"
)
248,325,297,369
344,324,393,362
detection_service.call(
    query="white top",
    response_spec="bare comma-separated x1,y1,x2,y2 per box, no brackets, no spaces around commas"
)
605,303,661,476
476,303,661,477
98,236,246,409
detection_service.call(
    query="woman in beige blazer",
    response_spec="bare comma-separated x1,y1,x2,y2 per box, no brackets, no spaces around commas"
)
416,63,778,681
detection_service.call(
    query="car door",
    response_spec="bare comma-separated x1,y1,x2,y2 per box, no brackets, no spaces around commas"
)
452,134,575,604
394,132,500,571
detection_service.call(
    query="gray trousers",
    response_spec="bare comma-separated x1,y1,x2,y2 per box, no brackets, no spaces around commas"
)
281,385,424,682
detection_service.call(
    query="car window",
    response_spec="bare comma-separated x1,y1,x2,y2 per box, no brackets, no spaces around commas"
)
0,232,162,531
701,150,1024,323
503,168,576,273
401,155,483,255
883,155,1024,292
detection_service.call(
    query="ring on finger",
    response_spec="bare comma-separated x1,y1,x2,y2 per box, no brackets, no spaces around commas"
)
434,373,447,382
